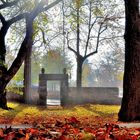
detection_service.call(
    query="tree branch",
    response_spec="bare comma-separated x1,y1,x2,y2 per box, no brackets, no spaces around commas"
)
68,46,77,55
84,2,92,57
66,32,77,55
99,25,107,35
25,0,62,22
6,17,33,82
42,0,62,12
1,0,6,3
84,50,98,60
99,35,123,42
4,0,63,82
40,28,46,44
0,12,6,24
0,0,19,9
84,20,107,60
7,13,27,25
90,17,100,31
84,2,99,57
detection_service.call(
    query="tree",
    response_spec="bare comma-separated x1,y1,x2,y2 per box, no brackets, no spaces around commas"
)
24,9,52,103
0,0,62,109
118,0,140,121
24,36,33,104
66,0,122,88
96,46,124,87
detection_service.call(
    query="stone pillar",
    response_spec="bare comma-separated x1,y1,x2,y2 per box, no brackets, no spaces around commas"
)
63,68,67,74
38,68,47,106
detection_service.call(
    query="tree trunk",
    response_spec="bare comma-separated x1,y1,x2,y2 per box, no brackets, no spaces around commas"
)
76,6,81,88
24,42,32,104
0,17,33,109
76,57,83,88
23,20,33,104
0,80,8,109
0,24,9,109
118,0,140,121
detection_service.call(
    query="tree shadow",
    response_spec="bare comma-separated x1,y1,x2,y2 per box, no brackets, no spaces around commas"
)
0,102,25,124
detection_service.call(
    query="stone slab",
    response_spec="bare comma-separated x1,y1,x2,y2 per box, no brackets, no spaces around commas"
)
0,124,33,129
118,123,140,128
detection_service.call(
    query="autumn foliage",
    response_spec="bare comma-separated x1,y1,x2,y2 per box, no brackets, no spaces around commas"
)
0,103,139,139
0,116,140,140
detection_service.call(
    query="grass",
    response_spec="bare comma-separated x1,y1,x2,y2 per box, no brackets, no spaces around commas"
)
0,102,120,124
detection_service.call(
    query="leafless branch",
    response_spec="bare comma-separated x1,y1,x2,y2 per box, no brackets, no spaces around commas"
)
43,0,62,12
99,25,107,35
99,35,123,42
84,1,100,57
84,19,108,60
90,17,100,30
39,28,46,44
84,2,92,57
84,50,98,60
7,13,27,25
66,32,77,55
0,0,19,9
1,0,6,4
0,12,6,24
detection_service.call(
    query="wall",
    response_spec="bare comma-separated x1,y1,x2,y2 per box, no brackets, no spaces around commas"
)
7,87,121,105
68,87,121,105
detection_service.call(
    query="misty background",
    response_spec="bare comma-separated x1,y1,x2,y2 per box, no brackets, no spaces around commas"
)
5,0,125,100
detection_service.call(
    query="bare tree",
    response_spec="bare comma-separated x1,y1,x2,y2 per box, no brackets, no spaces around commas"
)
66,0,120,88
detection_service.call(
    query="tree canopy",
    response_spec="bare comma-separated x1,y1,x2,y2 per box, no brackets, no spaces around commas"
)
0,0,63,109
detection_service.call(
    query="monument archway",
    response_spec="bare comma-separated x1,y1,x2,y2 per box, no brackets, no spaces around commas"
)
38,68,69,106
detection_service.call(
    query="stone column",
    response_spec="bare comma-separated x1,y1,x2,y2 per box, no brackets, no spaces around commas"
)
38,68,47,106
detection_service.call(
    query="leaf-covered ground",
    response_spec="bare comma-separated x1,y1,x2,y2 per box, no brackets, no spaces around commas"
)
0,103,119,124
0,103,140,139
